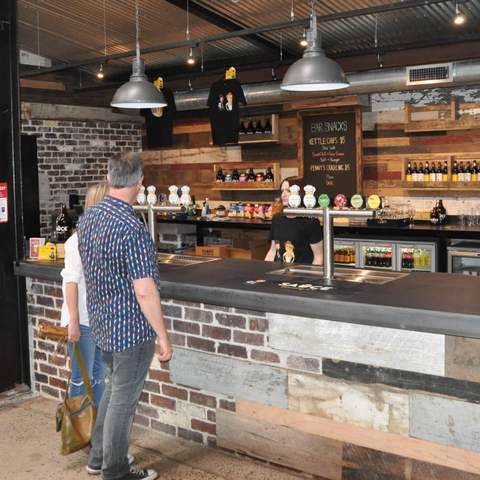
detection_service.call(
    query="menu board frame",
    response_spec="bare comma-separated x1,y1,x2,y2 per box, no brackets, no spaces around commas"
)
298,107,362,200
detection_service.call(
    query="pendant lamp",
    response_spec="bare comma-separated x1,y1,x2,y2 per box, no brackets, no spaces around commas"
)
111,0,166,108
281,15,349,92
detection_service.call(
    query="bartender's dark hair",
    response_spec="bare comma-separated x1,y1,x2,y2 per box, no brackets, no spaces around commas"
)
272,176,306,214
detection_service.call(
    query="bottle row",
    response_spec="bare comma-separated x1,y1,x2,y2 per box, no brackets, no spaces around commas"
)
239,118,273,135
405,160,480,182
216,167,274,183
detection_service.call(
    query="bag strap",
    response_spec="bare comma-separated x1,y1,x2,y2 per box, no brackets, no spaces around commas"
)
64,342,94,402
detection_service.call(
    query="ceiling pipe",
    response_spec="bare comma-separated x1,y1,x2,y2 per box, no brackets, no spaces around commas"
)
172,60,480,111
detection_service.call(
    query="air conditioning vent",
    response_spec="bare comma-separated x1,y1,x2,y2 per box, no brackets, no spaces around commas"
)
406,63,453,86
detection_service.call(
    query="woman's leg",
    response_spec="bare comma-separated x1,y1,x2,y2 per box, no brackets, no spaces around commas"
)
69,324,95,398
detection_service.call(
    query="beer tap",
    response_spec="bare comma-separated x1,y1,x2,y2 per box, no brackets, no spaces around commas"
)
283,207,381,284
133,185,184,244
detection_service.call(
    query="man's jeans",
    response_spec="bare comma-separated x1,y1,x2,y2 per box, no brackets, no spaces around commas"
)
88,337,155,480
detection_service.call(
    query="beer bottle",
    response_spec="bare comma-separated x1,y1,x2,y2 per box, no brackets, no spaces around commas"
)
55,203,72,242
406,162,412,182
466,161,472,182
459,162,465,182
418,162,424,182
436,162,443,182
425,161,431,182
412,162,418,182
473,160,479,182
452,160,459,182
216,167,225,182
442,161,449,182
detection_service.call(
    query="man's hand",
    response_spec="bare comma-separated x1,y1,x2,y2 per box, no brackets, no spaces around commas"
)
156,336,173,362
68,321,81,342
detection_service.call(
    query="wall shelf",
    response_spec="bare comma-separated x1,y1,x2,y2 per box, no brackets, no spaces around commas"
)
238,114,279,144
212,161,280,191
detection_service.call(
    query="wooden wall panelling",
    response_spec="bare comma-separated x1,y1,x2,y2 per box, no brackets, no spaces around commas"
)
343,443,480,480
410,392,480,452
288,373,409,435
445,336,480,383
237,400,480,475
216,409,343,479
170,348,288,408
322,358,480,404
268,313,446,376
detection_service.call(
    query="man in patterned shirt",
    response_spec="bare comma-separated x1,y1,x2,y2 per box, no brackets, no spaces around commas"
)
78,151,172,480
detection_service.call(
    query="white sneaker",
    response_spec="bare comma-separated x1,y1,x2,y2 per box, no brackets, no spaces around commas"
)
86,453,135,475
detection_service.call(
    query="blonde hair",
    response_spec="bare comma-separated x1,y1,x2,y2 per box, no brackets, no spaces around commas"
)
84,182,109,209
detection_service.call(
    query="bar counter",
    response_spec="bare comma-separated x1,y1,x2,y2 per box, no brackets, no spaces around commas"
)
15,258,480,478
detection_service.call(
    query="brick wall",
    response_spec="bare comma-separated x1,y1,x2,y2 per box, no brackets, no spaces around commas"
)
26,277,319,447
21,119,144,237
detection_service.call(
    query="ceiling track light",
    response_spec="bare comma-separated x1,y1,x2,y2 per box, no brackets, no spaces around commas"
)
281,15,349,92
187,47,196,65
453,3,466,25
110,0,166,109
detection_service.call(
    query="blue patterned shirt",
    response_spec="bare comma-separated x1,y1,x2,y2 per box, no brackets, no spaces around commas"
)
77,195,159,352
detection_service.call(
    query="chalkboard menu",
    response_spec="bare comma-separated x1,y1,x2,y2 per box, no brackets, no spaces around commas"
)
300,110,361,201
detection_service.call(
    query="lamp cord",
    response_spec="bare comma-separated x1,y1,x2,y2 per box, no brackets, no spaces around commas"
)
186,0,190,40
135,0,140,60
103,0,107,58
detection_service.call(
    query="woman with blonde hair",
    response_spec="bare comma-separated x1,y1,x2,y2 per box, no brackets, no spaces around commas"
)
265,176,323,265
60,181,110,406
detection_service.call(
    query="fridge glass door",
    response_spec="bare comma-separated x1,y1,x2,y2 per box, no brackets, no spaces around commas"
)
397,243,436,272
334,239,358,268
448,249,480,275
360,242,395,270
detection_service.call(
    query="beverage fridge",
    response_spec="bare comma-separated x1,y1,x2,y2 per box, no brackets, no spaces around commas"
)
334,238,437,273
447,241,480,275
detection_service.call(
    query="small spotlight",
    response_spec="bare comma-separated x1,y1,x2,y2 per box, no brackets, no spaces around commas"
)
96,64,105,79
300,29,308,47
187,47,195,65
453,4,466,25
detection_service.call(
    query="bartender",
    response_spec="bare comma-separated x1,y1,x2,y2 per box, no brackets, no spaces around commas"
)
264,176,323,265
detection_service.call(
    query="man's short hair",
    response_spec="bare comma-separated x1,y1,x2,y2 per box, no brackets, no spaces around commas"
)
108,152,143,188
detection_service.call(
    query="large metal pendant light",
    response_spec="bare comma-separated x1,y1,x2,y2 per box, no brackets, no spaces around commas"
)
281,15,349,92
111,0,166,108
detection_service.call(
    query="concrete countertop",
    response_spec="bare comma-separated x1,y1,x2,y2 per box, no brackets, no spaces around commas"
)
15,258,480,339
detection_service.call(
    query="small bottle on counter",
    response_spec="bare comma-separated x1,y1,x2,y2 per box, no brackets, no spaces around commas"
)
201,198,211,217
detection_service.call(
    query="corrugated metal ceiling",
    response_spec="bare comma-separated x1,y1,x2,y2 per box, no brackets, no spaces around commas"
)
17,0,480,77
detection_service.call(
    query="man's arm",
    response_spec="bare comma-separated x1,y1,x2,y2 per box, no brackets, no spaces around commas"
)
264,240,277,261
133,277,172,362
311,240,324,265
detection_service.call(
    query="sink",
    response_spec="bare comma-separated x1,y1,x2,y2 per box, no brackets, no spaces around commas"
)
267,265,408,285
157,253,219,267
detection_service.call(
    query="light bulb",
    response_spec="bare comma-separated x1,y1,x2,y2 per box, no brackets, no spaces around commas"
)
96,64,104,79
300,29,308,47
187,47,195,65
453,5,466,25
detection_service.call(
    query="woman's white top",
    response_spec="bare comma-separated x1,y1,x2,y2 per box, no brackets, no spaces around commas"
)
60,232,89,327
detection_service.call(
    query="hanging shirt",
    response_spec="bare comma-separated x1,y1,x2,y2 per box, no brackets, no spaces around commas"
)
207,78,246,145
270,215,323,265
142,87,176,148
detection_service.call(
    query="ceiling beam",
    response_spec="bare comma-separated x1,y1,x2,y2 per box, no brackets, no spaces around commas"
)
163,0,297,57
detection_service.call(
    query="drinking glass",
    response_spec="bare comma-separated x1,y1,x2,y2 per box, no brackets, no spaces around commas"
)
408,207,416,227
